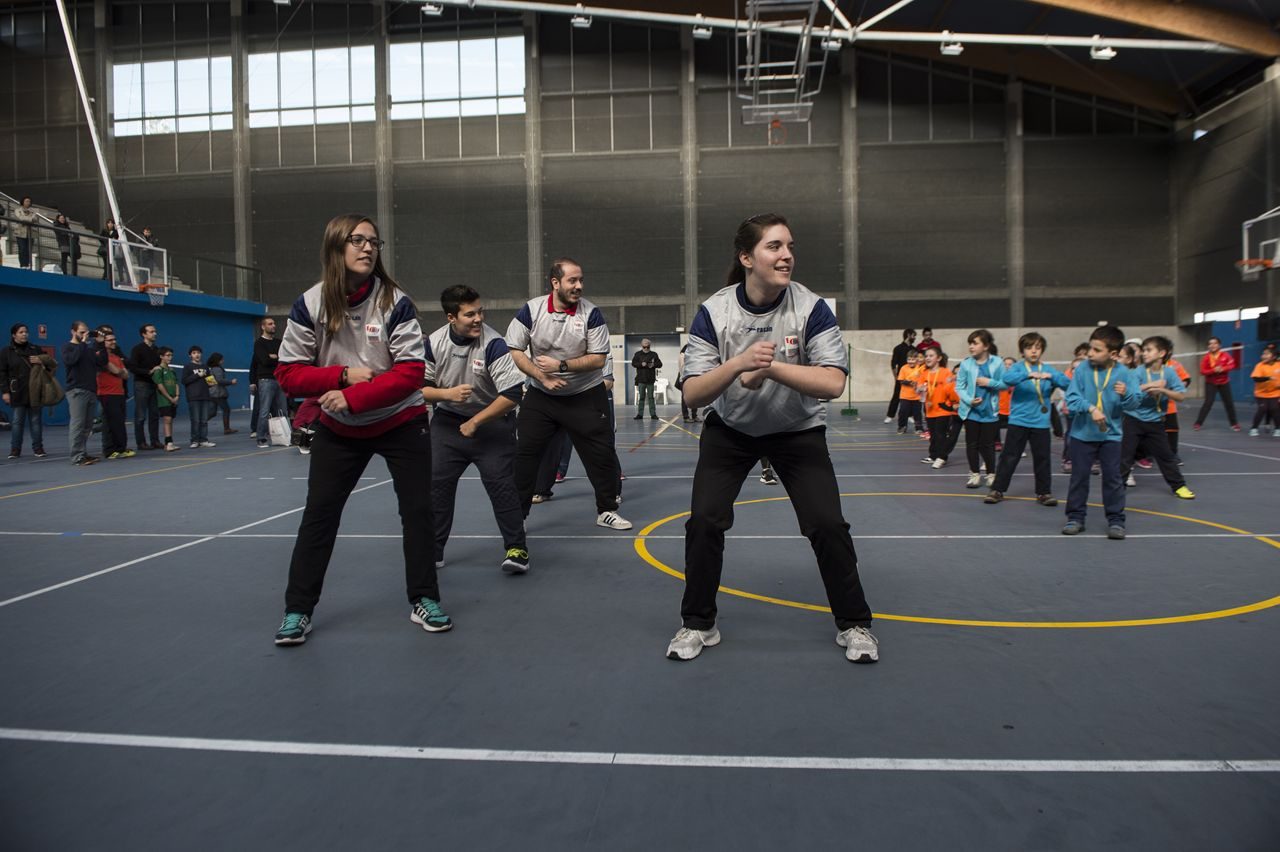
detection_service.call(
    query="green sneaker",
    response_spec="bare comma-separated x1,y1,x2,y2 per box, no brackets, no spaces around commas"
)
274,612,311,645
501,547,530,574
410,597,453,633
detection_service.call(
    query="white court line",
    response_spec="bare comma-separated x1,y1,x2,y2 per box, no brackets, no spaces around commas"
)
5,527,1274,539
1,727,1275,773
1179,442,1280,463
0,479,392,609
528,472,1280,480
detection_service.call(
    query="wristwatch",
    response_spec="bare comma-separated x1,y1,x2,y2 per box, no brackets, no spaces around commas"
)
559,360,568,373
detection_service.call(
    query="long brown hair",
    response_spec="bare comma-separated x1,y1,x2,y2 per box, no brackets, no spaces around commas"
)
724,212,790,288
319,213,398,335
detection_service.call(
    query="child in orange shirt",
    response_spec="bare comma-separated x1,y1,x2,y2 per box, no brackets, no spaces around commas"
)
895,349,924,434
1249,346,1280,437
918,348,961,469
1164,356,1191,459
996,356,1014,451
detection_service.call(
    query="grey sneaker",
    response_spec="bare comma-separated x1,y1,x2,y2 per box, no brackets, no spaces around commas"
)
274,612,311,645
410,597,453,632
983,473,995,488
836,626,879,663
966,472,982,488
1108,526,1126,540
596,510,633,530
1062,521,1086,535
666,625,721,661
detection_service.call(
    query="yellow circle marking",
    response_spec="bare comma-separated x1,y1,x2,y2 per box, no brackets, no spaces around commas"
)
633,492,1280,629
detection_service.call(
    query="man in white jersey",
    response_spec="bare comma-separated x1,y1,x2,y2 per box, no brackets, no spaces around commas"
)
506,258,631,531
423,285,530,574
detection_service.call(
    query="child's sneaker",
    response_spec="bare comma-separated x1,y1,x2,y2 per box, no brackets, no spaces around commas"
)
1249,428,1260,437
1061,460,1072,473
1174,485,1196,500
984,490,1003,504
966,472,982,488
1125,474,1136,487
1091,463,1101,475
983,473,995,488
199,441,216,448
596,511,633,530
1036,494,1059,507
410,597,453,632
1231,424,1242,432
501,547,530,574
920,457,935,464
1135,458,1153,469
931,458,946,469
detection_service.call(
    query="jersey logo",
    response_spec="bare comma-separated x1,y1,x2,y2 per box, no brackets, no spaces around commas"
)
784,335,798,348
365,323,381,337
742,325,774,333
472,358,486,373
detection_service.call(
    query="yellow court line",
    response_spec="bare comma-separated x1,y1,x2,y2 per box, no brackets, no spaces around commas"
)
633,492,1280,629
0,448,289,501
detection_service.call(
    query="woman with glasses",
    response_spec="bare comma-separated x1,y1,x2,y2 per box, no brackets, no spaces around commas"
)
271,214,449,646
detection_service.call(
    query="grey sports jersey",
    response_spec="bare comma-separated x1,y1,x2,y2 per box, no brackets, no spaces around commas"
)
425,323,524,418
506,293,610,397
682,281,846,437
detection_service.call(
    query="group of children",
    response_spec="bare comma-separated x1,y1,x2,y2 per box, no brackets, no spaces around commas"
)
149,345,237,452
890,326,1278,538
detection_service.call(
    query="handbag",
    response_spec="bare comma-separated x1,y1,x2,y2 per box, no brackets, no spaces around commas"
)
267,414,293,447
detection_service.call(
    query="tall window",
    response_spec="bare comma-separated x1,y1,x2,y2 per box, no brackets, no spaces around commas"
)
113,57,232,137
389,34,524,119
248,46,375,127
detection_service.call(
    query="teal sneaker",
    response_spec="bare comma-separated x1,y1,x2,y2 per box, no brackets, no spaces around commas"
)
410,597,453,633
274,612,311,645
501,547,530,574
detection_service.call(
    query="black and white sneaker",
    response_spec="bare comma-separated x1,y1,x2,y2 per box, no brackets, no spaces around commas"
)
501,547,530,574
596,511,633,530
410,597,453,632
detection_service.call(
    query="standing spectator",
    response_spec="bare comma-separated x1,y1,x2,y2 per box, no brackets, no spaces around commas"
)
13,196,38,270
631,338,662,420
917,327,941,354
885,328,916,423
207,352,238,434
54,213,79,277
62,320,99,466
1193,336,1241,431
181,345,216,448
251,317,285,449
127,323,162,449
1,322,52,459
95,327,133,459
98,219,118,282
153,346,180,451
139,226,161,282
272,213,444,645
506,257,631,531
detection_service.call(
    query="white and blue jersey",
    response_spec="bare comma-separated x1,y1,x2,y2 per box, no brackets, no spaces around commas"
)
505,293,610,397
425,323,524,418
682,281,846,437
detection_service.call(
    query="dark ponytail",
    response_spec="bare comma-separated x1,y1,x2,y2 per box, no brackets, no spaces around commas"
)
724,212,790,288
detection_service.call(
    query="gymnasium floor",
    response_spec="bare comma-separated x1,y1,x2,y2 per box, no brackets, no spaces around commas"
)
2,406,1278,850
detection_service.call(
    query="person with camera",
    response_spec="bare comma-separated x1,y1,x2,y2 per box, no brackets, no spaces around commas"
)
62,320,100,466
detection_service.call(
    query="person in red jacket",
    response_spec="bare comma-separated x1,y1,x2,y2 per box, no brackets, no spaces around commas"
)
1193,337,1240,431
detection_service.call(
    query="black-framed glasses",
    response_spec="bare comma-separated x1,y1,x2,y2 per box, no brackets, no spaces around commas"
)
346,234,385,251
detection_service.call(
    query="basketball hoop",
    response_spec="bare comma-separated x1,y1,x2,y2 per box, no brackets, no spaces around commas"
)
140,283,166,306
1236,258,1274,282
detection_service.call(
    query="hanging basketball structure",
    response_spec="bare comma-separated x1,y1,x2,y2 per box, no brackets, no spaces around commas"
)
735,0,838,126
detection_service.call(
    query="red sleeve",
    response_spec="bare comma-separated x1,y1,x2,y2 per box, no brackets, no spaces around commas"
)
1199,354,1214,377
1224,352,1237,371
342,361,425,414
276,362,344,397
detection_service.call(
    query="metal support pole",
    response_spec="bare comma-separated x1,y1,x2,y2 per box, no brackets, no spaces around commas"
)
1006,80,1026,328
524,12,544,298
373,0,395,277
840,49,859,330
679,28,699,328
230,0,253,297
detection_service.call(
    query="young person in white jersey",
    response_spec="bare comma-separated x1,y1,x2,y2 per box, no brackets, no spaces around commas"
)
667,213,878,664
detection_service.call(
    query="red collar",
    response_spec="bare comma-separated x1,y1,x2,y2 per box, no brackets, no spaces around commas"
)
348,278,373,306
547,293,577,316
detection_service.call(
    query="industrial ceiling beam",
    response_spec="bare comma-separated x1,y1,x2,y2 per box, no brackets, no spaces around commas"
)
1021,0,1280,57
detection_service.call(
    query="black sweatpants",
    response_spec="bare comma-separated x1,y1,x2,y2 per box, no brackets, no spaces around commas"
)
1165,412,1180,455
964,419,999,474
681,413,872,631
886,376,902,418
284,412,438,615
897,398,923,432
430,409,525,559
928,415,961,461
1251,397,1279,429
992,424,1052,496
1120,417,1186,490
515,384,619,516
1195,382,1238,427
98,394,128,455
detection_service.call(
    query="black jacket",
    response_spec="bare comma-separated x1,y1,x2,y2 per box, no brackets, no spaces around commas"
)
128,341,161,386
891,341,914,372
251,337,281,383
631,349,662,384
0,340,46,407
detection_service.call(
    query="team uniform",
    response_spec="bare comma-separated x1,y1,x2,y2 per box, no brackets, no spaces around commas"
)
677,282,874,645
1063,362,1141,533
275,276,443,628
424,322,527,570
954,355,1006,482
988,360,1069,499
1250,359,1280,435
1164,358,1190,455
921,366,961,465
895,362,924,433
1119,364,1191,494
1194,349,1239,429
506,293,622,519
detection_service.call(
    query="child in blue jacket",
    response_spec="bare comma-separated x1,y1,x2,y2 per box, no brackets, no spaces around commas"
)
954,329,1005,490
984,332,1069,506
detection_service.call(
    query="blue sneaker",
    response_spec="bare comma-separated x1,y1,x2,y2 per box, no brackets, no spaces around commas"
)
274,612,311,645
1061,521,1086,536
410,597,453,633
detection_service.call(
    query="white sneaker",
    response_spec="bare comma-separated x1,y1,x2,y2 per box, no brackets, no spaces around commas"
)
666,625,721,661
190,441,199,449
883,417,893,423
250,431,256,438
920,457,935,465
931,458,946,469
1125,474,1137,487
596,511,633,530
983,473,995,488
966,472,982,488
836,626,879,663
199,441,216,448
1249,428,1259,437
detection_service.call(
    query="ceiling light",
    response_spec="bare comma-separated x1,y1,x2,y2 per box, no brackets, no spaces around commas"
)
939,31,964,57
1089,35,1116,60
692,14,712,40
570,4,591,29
272,0,290,6
420,2,444,15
